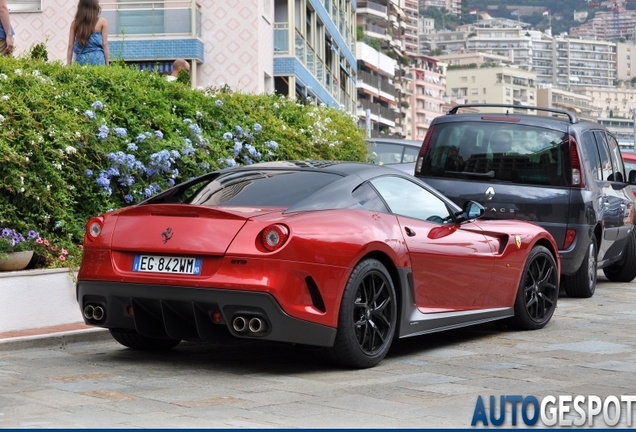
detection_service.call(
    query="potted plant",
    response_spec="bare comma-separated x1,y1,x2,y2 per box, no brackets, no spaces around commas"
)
0,228,39,271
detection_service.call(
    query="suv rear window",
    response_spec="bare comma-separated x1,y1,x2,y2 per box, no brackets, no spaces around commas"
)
420,122,570,187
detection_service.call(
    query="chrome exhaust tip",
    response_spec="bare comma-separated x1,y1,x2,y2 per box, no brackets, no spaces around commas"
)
232,316,247,332
83,305,95,320
92,306,105,321
248,317,265,333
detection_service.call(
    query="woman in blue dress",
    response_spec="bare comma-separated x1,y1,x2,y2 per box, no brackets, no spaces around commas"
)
66,0,109,66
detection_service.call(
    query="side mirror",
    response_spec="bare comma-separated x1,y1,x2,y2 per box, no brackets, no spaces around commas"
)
464,200,485,220
629,170,636,185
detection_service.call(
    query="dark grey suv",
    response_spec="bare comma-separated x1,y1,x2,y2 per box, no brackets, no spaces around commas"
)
414,104,636,298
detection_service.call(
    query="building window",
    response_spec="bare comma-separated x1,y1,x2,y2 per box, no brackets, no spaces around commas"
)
8,0,41,12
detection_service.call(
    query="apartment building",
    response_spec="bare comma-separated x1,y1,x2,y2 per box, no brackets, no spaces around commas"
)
616,42,636,82
356,42,398,137
535,86,595,120
357,0,412,138
446,65,537,112
403,0,419,56
419,0,460,16
9,0,356,113
406,55,445,141
570,9,636,40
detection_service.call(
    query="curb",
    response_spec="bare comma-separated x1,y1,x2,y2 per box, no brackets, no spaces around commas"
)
0,328,112,352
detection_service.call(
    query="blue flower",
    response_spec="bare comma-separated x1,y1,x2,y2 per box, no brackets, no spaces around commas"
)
85,169,93,178
154,130,164,139
243,155,253,165
84,110,95,120
190,123,201,135
124,194,134,203
225,158,237,167
245,144,258,157
127,143,138,151
92,101,104,111
233,141,243,157
167,178,175,187
266,140,279,150
235,125,244,137
54,221,62,230
223,132,233,140
1,228,11,238
253,123,262,133
97,125,109,141
136,134,146,143
183,118,193,124
28,230,38,238
215,99,224,107
114,127,127,138
198,162,210,170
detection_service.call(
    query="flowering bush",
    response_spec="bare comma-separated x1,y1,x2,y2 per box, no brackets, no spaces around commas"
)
0,53,366,268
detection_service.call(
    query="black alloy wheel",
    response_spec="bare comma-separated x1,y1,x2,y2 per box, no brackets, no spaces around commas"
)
325,258,397,369
511,245,558,330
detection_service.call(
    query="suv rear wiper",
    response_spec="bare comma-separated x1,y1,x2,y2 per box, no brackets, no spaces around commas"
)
446,170,495,179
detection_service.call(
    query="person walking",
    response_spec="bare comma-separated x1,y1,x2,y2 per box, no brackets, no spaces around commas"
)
0,0,14,56
66,0,109,66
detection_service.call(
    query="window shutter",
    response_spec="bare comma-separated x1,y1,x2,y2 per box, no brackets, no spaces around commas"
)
8,0,42,12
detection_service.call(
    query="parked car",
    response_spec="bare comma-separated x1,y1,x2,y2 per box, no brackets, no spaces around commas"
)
621,149,636,197
77,161,559,369
366,138,421,174
414,104,636,299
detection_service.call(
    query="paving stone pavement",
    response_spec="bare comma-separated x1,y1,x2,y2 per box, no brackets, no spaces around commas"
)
1,274,636,428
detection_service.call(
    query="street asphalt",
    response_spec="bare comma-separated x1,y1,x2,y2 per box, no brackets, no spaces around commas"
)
1,273,636,428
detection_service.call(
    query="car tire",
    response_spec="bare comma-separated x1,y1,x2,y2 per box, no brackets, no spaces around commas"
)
602,227,636,283
509,245,559,330
563,236,597,298
324,258,397,369
109,329,181,350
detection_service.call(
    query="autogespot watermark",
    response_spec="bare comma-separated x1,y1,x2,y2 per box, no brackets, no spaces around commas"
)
471,395,636,427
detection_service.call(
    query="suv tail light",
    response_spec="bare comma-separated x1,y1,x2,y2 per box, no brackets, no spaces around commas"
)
564,229,576,249
415,126,435,175
569,135,585,188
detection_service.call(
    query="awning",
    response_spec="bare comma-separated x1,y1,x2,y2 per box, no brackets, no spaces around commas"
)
569,76,580,82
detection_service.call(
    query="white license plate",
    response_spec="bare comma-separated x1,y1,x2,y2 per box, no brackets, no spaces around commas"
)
133,255,202,275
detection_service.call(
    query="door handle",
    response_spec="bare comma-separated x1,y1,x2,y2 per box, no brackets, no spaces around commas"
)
405,227,416,237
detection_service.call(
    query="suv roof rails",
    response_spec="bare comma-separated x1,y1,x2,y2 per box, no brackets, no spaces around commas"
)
446,104,578,124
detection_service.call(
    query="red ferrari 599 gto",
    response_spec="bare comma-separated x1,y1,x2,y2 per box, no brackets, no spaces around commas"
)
77,161,560,368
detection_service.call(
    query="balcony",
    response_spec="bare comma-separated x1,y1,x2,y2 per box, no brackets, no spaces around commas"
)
101,0,201,37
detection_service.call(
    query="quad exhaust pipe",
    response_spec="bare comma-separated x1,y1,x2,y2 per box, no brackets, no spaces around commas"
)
232,315,267,335
83,304,105,322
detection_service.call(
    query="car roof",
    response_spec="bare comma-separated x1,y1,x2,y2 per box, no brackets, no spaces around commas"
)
226,160,411,177
365,138,422,148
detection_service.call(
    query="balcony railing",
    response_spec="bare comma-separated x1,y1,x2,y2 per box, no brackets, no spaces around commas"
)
100,0,201,37
358,1,387,14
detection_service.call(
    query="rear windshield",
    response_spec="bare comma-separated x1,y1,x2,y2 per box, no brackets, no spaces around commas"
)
367,141,421,165
180,170,342,207
420,122,570,187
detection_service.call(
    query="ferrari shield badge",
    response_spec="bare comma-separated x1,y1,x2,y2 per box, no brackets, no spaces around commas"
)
515,235,521,249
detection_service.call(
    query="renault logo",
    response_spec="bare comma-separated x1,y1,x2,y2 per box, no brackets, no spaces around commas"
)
485,187,495,200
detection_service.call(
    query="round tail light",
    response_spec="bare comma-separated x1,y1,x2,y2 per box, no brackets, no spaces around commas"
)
261,224,289,252
87,218,103,241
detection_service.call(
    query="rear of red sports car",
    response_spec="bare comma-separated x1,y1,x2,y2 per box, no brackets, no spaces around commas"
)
76,165,407,351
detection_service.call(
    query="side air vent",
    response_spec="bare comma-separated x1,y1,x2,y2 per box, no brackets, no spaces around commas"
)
305,276,326,313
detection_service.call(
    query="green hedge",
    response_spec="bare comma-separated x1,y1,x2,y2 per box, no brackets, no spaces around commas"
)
0,54,366,267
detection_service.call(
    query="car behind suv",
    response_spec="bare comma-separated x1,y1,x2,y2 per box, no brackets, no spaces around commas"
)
414,104,636,298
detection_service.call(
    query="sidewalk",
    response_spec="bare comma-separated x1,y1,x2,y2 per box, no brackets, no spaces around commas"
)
0,322,110,351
